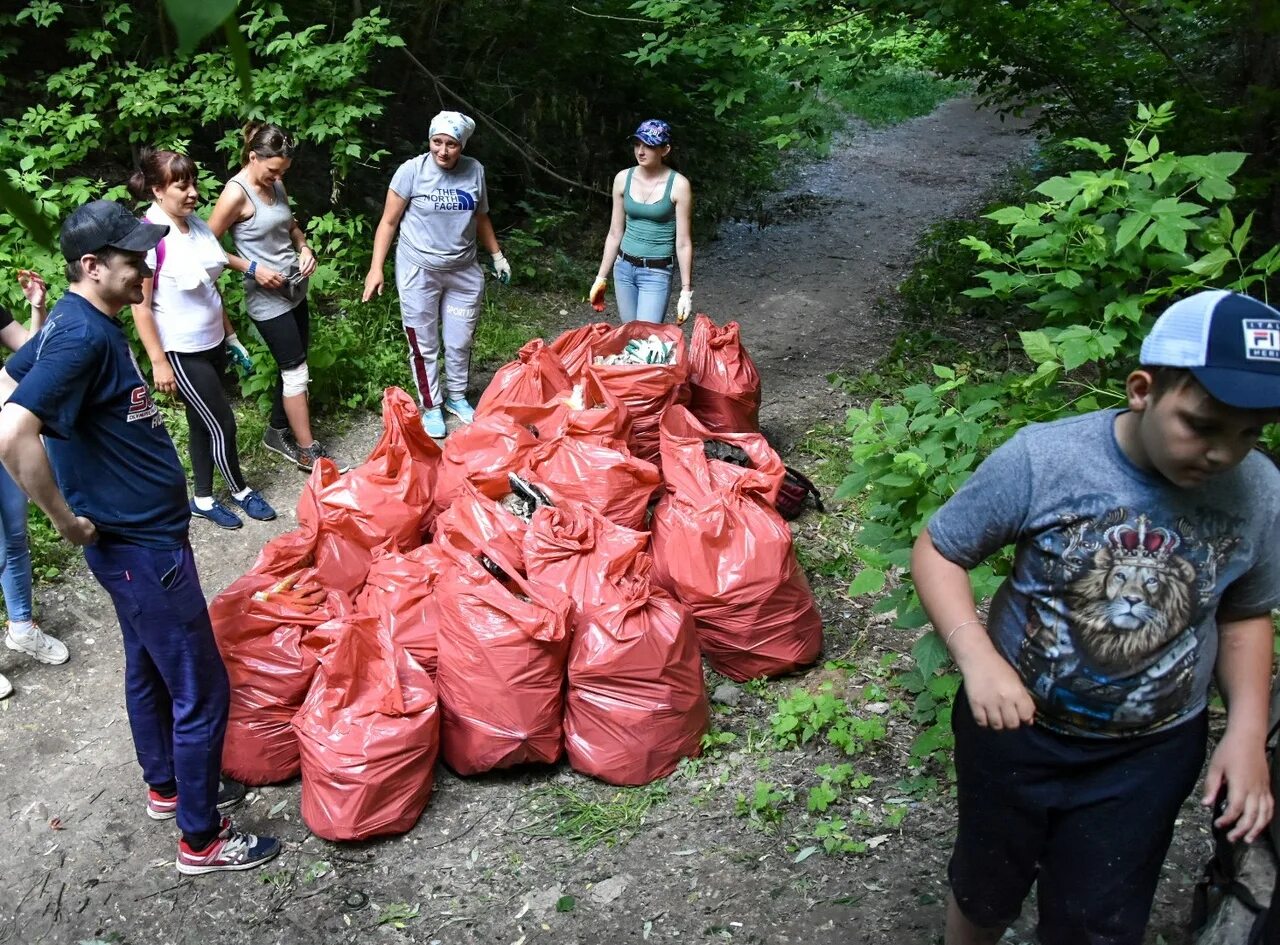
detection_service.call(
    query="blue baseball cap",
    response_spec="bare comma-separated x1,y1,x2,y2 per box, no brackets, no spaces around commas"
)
630,119,672,147
1141,290,1280,409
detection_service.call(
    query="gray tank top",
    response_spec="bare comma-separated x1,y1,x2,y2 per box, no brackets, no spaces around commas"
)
228,170,307,322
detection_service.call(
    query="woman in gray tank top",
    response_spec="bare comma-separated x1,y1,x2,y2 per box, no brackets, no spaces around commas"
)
208,122,344,473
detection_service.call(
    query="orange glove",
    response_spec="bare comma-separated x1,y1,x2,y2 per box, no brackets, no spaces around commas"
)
589,276,607,312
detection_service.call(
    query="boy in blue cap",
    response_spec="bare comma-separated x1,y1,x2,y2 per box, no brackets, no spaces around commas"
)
0,200,280,874
912,290,1280,944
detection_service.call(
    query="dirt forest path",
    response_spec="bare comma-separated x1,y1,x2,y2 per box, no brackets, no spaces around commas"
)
0,98,1042,945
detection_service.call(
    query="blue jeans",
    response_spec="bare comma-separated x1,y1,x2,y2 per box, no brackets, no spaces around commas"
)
613,257,672,324
85,540,229,837
0,463,33,623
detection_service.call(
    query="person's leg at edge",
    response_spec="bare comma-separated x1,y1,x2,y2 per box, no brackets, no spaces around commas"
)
397,261,446,410
612,257,640,324
946,689,1045,945
1034,712,1208,945
0,463,35,626
633,264,672,324
440,265,485,406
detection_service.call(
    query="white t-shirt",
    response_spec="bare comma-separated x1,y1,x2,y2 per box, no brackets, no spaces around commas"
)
389,154,489,271
144,204,228,353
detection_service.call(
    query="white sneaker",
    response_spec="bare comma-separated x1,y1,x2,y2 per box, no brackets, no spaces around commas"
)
5,624,69,665
0,671,11,699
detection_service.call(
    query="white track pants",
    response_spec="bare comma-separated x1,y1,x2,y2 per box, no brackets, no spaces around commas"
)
396,256,485,408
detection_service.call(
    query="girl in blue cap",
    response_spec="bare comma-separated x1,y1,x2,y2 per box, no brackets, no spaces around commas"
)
589,119,694,324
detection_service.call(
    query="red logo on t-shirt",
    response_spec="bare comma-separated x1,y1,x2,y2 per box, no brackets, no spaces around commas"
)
126,385,159,424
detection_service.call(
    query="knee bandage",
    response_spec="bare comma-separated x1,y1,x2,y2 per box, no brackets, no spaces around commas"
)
280,362,310,397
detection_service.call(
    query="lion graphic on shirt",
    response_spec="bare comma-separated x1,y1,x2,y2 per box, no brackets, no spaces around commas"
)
1065,515,1196,674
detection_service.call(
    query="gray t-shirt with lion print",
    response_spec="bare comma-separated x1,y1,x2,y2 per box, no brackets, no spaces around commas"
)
928,408,1280,738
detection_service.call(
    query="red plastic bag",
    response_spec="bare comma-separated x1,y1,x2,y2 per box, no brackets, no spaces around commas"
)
294,614,439,841
355,542,449,676
523,503,650,617
475,338,572,419
523,431,660,530
548,322,612,381
533,372,633,443
565,559,709,786
432,481,530,572
305,387,441,552
687,314,761,433
586,322,690,464
434,412,542,514
650,406,823,681
211,567,352,785
434,541,571,775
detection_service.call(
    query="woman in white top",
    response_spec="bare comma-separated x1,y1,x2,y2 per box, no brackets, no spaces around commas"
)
128,148,276,529
362,110,511,439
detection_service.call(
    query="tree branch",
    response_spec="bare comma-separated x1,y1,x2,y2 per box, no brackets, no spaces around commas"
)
569,5,653,24
1099,0,1204,99
401,48,609,197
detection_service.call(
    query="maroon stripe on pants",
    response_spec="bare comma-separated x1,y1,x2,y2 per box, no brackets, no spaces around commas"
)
404,325,433,408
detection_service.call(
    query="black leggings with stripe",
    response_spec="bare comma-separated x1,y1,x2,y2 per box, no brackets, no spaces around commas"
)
168,344,246,497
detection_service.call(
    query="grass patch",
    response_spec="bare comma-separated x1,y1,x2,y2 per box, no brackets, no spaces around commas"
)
518,782,668,850
838,67,969,127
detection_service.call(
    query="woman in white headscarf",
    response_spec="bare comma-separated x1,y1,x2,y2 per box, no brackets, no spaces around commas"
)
363,110,511,438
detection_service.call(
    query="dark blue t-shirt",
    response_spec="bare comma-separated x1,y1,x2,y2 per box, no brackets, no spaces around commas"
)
4,292,189,548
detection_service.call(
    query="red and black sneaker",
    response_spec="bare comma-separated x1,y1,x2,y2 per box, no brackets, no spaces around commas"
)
146,778,247,821
176,817,281,875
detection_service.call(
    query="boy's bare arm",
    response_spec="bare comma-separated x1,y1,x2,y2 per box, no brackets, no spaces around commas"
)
1204,612,1274,843
912,529,1036,731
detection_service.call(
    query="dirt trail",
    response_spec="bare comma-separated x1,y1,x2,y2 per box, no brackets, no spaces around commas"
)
0,99,1051,945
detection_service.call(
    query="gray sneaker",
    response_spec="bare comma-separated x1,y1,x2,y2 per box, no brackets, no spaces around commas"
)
297,440,349,475
262,426,301,466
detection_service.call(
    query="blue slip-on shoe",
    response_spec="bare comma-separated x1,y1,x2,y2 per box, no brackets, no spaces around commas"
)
190,498,242,530
422,407,447,439
443,397,476,424
230,489,277,522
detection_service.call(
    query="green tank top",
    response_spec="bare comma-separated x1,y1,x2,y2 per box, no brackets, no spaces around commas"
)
620,167,677,258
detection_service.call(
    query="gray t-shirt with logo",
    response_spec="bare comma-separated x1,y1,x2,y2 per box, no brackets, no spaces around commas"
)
927,408,1280,738
389,154,489,272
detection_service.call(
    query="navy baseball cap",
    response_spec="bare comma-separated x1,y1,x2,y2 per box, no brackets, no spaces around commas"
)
630,119,671,147
59,199,168,262
1140,290,1280,409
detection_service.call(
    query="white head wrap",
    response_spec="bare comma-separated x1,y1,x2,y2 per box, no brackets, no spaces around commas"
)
429,111,476,148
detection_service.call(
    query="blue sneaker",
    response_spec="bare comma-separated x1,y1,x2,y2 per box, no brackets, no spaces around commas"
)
230,490,277,522
422,407,447,438
443,397,476,424
190,499,242,530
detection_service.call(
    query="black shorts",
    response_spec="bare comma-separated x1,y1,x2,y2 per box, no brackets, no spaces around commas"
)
949,688,1207,945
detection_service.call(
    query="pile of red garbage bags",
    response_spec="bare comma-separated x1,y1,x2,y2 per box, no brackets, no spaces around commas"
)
209,316,822,843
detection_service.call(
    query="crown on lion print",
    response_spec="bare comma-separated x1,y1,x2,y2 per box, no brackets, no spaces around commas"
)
1104,514,1181,564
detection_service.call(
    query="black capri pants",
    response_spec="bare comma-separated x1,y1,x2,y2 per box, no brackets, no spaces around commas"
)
253,299,311,432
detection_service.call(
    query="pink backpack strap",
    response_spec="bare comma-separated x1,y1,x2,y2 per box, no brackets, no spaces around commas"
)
141,210,166,280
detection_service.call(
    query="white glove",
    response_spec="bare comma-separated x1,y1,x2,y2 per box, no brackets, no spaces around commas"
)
676,289,693,324
225,333,254,374
491,252,512,284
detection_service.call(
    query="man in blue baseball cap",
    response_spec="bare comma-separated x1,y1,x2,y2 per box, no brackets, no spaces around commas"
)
0,199,280,875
